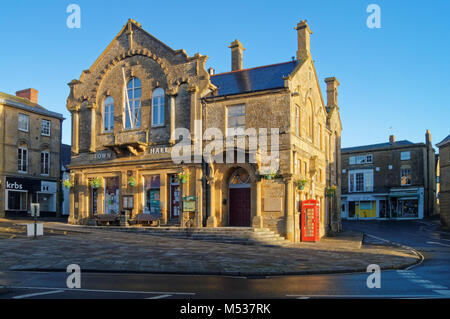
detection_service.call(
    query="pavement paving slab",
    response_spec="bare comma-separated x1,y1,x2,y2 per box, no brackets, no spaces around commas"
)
0,219,420,276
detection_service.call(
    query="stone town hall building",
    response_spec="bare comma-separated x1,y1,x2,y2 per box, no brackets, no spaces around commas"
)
66,19,342,242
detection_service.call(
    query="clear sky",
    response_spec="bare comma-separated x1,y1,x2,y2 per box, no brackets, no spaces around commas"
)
0,0,448,149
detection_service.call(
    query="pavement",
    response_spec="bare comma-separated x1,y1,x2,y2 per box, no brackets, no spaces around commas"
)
0,218,419,278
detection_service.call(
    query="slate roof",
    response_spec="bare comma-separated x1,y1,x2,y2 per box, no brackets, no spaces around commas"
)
0,91,64,120
61,144,72,167
342,140,415,153
210,61,298,97
437,134,450,147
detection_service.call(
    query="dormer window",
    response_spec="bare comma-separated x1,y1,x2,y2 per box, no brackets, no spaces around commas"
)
124,77,141,130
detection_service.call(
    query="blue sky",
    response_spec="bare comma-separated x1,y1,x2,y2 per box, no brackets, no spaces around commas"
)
0,0,448,148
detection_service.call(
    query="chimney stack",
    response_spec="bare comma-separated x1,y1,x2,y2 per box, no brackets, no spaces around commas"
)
295,20,313,61
324,77,340,107
229,39,245,71
425,129,432,145
389,135,395,144
16,88,38,104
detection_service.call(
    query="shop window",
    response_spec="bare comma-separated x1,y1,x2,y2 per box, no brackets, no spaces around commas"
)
18,147,28,173
396,199,418,218
103,96,114,132
124,77,141,130
104,177,119,214
7,190,28,211
152,88,165,126
40,151,50,175
41,120,51,136
38,193,56,212
227,104,246,136
18,113,29,132
401,168,411,186
144,175,161,214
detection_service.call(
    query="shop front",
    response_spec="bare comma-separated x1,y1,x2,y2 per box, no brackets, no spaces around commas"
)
4,177,58,216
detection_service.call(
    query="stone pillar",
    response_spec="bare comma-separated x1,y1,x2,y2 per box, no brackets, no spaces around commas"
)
72,107,80,155
0,177,5,218
206,180,217,227
160,173,168,225
252,179,263,228
88,103,97,153
169,95,176,145
194,167,203,228
285,177,294,242
180,168,190,228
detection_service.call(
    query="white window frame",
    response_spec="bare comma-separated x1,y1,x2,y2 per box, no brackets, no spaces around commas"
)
5,189,28,211
348,169,373,193
18,147,28,173
41,119,51,136
152,88,165,127
40,151,50,176
226,104,246,136
124,77,142,130
401,151,411,160
18,113,29,132
103,96,114,133
349,154,373,165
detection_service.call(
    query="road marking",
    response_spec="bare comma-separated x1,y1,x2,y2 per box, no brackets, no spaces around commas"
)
13,290,64,299
410,279,432,284
146,294,172,299
296,297,310,299
426,241,450,247
8,286,195,296
423,285,448,289
434,290,450,296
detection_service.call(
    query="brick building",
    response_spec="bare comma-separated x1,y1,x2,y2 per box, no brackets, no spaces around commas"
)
66,19,342,241
341,131,436,220
0,89,64,217
437,134,450,228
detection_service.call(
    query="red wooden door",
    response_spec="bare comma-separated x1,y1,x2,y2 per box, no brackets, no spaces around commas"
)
229,188,251,226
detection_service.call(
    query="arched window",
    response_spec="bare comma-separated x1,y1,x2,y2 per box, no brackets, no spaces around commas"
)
124,77,141,129
152,88,165,126
103,96,114,132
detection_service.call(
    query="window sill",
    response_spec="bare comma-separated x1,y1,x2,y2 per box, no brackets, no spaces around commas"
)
18,129,29,133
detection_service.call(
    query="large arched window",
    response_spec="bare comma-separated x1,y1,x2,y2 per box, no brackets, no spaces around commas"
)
103,96,114,132
152,88,165,126
124,77,141,129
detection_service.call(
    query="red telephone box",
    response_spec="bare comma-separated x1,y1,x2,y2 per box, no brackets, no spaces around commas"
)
301,199,320,242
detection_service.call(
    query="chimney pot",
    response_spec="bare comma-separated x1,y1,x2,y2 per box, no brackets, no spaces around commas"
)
389,135,395,144
208,67,215,76
228,39,245,71
16,88,38,104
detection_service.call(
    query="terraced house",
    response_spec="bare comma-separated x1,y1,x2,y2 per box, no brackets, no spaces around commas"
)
0,89,64,217
341,132,437,220
66,19,342,242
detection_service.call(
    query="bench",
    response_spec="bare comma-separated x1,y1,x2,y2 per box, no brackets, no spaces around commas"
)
94,214,120,226
128,213,162,227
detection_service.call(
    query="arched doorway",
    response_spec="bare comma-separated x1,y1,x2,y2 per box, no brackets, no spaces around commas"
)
228,168,251,227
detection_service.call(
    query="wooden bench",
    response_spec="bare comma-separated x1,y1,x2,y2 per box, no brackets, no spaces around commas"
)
128,213,162,227
94,214,120,226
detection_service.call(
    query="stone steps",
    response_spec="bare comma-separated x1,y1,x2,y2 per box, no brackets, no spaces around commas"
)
102,226,291,247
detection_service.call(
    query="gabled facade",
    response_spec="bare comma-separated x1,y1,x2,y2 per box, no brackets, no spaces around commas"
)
66,19,342,241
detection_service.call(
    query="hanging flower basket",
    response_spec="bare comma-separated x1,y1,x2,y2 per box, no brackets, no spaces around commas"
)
296,179,308,190
178,172,190,184
327,185,337,197
90,177,102,189
63,179,73,189
128,177,136,187
262,169,277,180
